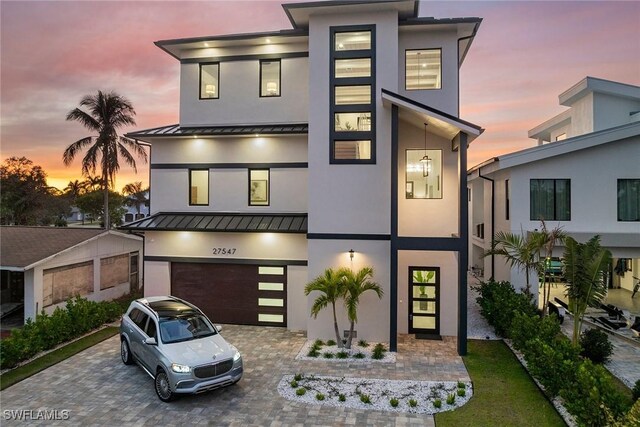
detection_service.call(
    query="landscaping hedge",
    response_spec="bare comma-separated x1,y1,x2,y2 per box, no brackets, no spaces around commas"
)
474,280,634,426
0,296,125,369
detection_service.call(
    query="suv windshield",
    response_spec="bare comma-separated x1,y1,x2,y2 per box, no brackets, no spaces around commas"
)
159,313,217,344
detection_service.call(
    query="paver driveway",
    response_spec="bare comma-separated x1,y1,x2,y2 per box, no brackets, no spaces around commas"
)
0,325,469,426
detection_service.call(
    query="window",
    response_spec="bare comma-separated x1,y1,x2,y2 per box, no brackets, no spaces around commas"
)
330,26,375,164
200,63,219,99
530,179,571,220
189,169,209,205
260,60,280,97
249,169,269,206
555,133,567,141
406,49,441,90
618,179,640,221
505,179,510,220
405,149,442,199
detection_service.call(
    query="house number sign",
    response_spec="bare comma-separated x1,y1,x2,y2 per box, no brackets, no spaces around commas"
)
212,248,237,255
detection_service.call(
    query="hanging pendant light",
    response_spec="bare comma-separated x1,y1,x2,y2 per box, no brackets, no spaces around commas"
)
420,122,432,177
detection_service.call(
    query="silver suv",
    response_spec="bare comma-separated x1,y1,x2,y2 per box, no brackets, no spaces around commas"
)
120,296,243,401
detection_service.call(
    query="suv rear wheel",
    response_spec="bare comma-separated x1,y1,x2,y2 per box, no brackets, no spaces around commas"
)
155,369,176,402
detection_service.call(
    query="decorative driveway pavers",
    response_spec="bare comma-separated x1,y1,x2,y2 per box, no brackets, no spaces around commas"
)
1,325,469,426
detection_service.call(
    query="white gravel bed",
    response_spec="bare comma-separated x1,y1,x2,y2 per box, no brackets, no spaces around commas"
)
295,340,396,363
467,281,500,340
277,374,473,414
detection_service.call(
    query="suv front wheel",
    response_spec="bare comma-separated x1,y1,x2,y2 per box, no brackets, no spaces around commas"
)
155,369,176,402
121,339,134,365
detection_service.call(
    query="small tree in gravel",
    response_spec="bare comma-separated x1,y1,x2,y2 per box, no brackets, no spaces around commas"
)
305,268,345,348
340,267,383,349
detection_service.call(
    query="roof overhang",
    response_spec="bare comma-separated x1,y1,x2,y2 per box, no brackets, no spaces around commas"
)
125,123,308,143
381,89,483,143
283,1,417,29
560,76,640,107
528,109,572,141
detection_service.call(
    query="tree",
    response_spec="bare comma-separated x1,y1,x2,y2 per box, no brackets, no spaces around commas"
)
83,175,102,192
538,220,566,315
484,229,546,296
304,268,346,348
563,235,612,345
339,267,383,349
122,181,148,216
63,179,87,202
0,157,64,225
63,90,147,229
76,190,127,227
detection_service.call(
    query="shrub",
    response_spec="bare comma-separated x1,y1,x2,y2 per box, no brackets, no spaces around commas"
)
336,351,349,359
434,399,442,408
338,394,346,402
294,373,303,381
580,328,613,364
358,339,369,348
372,343,386,360
408,399,417,407
353,352,365,359
457,381,465,389
633,379,640,402
313,339,324,347
326,339,337,346
474,280,537,337
323,352,334,359
457,388,466,397
316,393,325,401
290,380,298,388
296,388,306,396
360,394,371,404
390,398,399,407
446,394,456,405
509,311,560,352
525,337,580,397
307,348,320,357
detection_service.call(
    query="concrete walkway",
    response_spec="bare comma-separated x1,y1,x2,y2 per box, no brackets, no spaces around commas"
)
0,325,469,426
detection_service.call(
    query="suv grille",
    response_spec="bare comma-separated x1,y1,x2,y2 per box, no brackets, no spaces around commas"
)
193,359,234,379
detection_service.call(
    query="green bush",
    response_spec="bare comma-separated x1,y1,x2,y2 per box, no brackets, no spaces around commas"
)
336,351,349,359
322,352,334,359
307,348,320,357
390,398,399,407
474,280,537,337
290,380,298,388
357,339,369,348
352,352,365,359
633,379,640,402
326,339,336,346
360,394,371,404
457,388,466,397
372,343,387,360
580,328,613,364
338,394,346,402
434,399,442,408
294,373,303,381
408,399,417,407
0,295,127,369
296,388,306,396
524,337,580,397
446,393,456,405
316,393,325,401
509,311,560,352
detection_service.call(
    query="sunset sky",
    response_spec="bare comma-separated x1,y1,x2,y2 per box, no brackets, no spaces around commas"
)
1,0,638,192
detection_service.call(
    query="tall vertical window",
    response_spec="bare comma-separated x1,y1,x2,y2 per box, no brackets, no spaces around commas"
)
405,49,441,90
189,169,209,205
260,60,280,97
200,63,219,99
618,179,640,221
505,179,510,220
330,26,375,164
249,169,269,206
405,149,442,199
530,179,570,221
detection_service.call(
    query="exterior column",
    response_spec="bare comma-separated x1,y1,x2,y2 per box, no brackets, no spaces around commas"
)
390,105,399,352
457,132,469,356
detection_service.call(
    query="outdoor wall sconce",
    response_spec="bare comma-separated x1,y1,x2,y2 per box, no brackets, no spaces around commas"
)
349,249,355,260
420,122,432,177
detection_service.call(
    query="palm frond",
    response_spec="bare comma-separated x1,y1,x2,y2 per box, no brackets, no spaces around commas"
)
62,137,94,165
66,108,100,131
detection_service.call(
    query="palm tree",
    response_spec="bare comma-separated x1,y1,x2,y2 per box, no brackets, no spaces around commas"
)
63,90,147,228
485,229,546,296
83,175,103,192
339,267,383,349
563,235,612,345
122,181,149,217
538,220,566,315
304,268,346,348
63,180,86,202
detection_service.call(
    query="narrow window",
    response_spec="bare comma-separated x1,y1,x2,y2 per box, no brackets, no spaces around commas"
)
260,60,280,97
405,49,441,90
530,179,570,221
335,31,371,51
189,169,209,206
249,169,269,206
335,85,371,105
335,58,371,78
618,179,640,221
199,63,219,99
333,140,372,161
405,149,442,199
505,179,510,220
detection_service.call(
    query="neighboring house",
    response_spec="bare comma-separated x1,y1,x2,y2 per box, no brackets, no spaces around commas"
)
0,226,143,322
468,77,640,295
123,191,150,223
122,0,483,354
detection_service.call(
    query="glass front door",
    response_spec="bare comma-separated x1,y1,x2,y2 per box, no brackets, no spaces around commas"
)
408,267,440,336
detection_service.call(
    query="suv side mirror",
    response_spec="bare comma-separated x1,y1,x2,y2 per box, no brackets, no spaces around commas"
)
144,337,157,346
215,325,223,332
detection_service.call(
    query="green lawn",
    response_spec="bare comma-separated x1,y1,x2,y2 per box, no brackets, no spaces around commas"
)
0,326,119,391
436,340,565,427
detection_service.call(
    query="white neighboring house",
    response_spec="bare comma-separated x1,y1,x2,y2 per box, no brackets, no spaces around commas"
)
468,77,640,295
123,0,484,354
123,191,150,223
0,227,143,322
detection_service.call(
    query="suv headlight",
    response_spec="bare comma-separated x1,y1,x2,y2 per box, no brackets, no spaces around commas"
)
171,363,191,373
230,345,241,362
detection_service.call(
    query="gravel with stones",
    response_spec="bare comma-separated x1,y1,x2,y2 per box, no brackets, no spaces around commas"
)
467,279,500,340
278,374,473,415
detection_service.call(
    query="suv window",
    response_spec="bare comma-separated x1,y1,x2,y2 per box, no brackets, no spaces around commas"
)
145,318,157,339
129,308,149,331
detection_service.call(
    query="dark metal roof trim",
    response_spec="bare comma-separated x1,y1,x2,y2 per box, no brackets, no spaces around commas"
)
120,212,308,233
399,17,483,26
126,123,308,139
155,29,308,47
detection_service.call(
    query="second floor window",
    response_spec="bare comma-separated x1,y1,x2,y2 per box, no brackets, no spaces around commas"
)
260,60,280,97
530,179,570,221
200,63,219,99
405,149,442,199
249,169,269,206
189,169,209,205
406,49,441,90
618,179,640,221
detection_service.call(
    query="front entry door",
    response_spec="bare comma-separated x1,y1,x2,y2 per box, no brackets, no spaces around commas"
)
408,267,440,336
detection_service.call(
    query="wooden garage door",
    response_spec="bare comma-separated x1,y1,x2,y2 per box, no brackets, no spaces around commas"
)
170,263,286,327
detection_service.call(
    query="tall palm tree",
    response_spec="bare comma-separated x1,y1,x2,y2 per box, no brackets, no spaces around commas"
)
563,235,611,345
63,90,147,228
122,181,149,216
485,229,546,296
63,179,86,202
304,268,346,348
83,175,103,192
339,267,383,349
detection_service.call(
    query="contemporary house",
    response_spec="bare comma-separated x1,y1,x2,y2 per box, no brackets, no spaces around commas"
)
0,227,143,322
123,0,483,354
468,77,640,295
